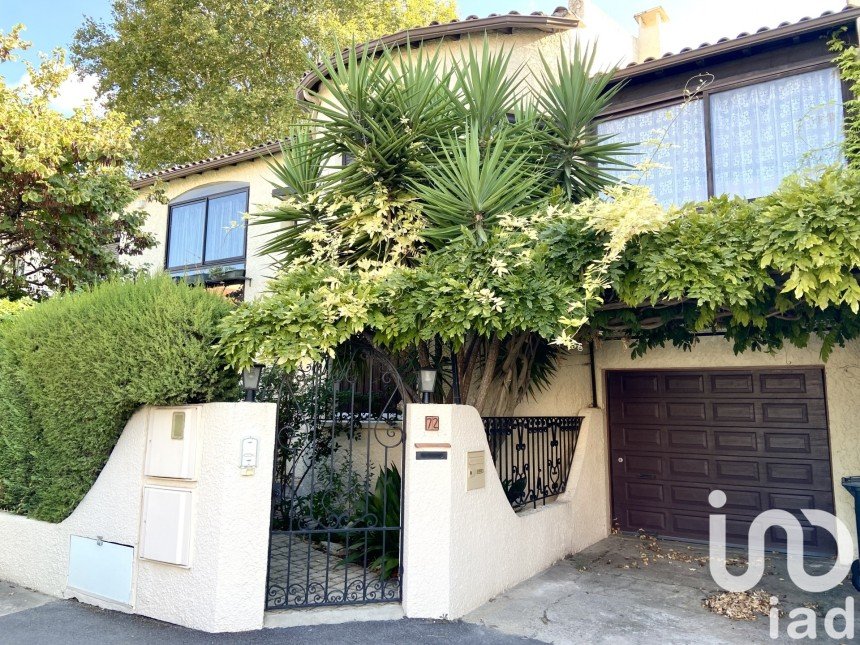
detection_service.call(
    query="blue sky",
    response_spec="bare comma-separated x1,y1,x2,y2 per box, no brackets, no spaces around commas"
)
1,0,845,110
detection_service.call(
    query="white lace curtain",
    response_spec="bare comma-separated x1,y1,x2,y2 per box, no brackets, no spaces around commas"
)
597,100,708,207
710,67,844,198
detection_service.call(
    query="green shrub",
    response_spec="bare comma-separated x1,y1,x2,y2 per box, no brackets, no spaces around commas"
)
0,275,239,522
0,298,33,323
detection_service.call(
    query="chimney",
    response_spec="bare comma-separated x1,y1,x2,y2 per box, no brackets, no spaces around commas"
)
634,6,669,63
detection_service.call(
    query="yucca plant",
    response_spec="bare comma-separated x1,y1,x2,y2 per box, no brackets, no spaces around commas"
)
533,42,632,201
414,127,543,246
256,37,630,265
255,127,330,259
451,38,524,140
244,37,633,415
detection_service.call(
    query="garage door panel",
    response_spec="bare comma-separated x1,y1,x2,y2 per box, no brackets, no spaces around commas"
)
671,514,753,545
711,373,754,394
621,508,835,555
613,450,832,491
614,480,833,518
610,369,824,399
669,456,710,479
669,513,834,554
623,453,664,476
670,484,763,515
759,371,824,397
624,481,664,503
769,523,834,555
618,373,660,396
608,368,835,556
611,425,830,459
667,428,709,450
616,426,664,450
625,508,667,532
609,399,827,428
715,458,760,483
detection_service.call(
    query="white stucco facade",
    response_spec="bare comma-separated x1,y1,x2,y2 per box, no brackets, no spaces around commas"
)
129,158,286,301
402,403,608,620
0,402,276,633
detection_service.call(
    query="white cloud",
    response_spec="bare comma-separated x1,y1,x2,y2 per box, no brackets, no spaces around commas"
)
51,72,102,115
12,69,103,115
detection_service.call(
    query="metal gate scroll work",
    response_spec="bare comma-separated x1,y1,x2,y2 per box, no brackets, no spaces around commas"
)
262,354,408,609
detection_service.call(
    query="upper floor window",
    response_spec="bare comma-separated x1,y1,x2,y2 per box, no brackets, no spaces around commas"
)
710,67,844,199
596,101,708,207
166,186,248,273
598,66,844,206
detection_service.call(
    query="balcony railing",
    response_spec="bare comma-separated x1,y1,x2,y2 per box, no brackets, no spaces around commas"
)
482,416,583,511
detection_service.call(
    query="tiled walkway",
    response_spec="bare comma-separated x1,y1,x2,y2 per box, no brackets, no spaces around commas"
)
267,532,400,608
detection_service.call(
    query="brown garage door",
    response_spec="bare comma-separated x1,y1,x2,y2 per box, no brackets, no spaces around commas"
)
608,368,836,555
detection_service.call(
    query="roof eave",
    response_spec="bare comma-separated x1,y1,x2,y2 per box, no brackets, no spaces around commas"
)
613,6,860,80
296,14,579,101
130,141,283,189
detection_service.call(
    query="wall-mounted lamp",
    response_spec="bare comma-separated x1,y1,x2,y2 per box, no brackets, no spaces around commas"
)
419,368,437,404
242,364,264,402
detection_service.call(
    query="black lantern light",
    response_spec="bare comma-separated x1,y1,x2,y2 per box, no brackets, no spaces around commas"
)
419,368,437,404
242,364,264,402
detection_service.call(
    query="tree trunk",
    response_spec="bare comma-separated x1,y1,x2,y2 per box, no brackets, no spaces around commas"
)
473,334,500,414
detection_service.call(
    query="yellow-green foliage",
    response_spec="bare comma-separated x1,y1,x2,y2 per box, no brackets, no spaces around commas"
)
0,25,154,300
70,0,457,170
0,298,33,322
0,275,238,522
830,30,860,167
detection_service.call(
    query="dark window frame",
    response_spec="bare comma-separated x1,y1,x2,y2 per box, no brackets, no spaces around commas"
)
597,59,847,201
165,187,250,273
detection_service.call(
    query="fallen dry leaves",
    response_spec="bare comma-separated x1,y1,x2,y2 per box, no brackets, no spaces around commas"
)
703,590,775,621
633,532,748,568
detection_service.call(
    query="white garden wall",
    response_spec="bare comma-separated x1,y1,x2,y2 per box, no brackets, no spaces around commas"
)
402,403,608,619
0,402,276,633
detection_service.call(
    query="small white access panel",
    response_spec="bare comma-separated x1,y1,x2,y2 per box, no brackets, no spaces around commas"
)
140,485,194,567
68,536,134,605
144,407,201,480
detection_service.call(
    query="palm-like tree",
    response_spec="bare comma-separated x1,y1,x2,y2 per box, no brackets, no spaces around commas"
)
254,36,631,414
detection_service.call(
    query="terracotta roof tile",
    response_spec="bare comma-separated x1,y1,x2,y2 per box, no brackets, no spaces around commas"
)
620,5,859,72
131,140,284,188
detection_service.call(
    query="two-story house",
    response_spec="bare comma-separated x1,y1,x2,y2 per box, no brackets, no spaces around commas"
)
127,2,860,555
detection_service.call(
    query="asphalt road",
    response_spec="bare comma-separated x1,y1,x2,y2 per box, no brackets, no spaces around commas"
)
0,594,541,645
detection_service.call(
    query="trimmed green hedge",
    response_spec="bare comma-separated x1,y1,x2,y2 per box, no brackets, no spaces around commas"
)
0,275,238,522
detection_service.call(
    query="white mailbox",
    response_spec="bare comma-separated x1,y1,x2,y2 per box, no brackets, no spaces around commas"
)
144,407,201,480
140,485,193,567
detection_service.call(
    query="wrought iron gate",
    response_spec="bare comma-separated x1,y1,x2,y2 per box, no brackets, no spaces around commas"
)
262,353,409,609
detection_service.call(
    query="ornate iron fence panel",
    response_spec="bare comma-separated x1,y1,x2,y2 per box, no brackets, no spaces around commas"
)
482,416,583,511
262,354,409,610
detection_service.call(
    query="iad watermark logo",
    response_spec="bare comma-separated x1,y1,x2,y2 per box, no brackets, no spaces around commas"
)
708,490,855,640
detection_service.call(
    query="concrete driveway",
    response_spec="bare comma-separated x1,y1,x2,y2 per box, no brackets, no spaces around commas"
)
465,535,855,644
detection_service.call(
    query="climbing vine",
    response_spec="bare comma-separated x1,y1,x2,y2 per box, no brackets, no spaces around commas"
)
830,29,860,167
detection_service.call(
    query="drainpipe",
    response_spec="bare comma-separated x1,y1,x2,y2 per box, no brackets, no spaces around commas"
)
450,343,461,404
588,340,598,408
